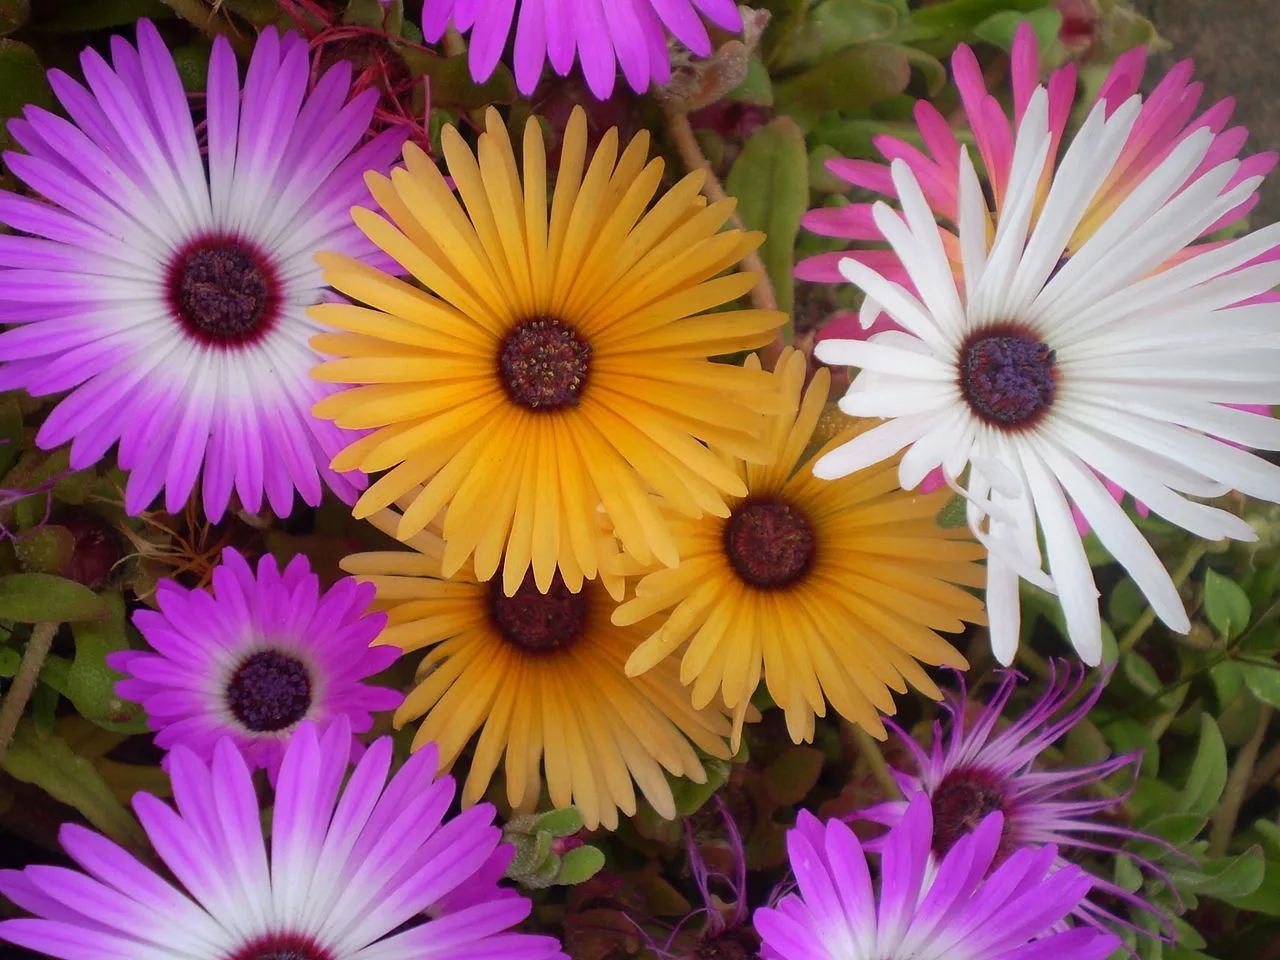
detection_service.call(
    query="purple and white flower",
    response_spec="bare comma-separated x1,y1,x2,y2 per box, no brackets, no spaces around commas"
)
860,662,1179,935
422,0,744,100
110,548,401,776
756,793,1120,960
0,719,567,960
0,20,406,519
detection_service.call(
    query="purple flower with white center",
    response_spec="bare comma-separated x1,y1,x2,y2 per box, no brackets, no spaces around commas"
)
756,794,1120,960
0,20,407,520
109,548,402,777
0,719,568,960
859,662,1180,936
421,0,744,100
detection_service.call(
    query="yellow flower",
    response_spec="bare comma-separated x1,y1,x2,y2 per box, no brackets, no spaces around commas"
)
341,508,735,831
312,106,786,597
613,348,987,747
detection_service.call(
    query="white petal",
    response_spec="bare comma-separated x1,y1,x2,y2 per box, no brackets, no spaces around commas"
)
812,413,936,480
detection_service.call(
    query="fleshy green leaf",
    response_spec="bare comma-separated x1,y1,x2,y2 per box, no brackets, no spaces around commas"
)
937,493,967,529
1,719,146,852
973,7,1063,51
534,806,584,838
0,39,52,149
773,44,911,128
35,0,172,30
725,118,809,317
557,845,606,885
0,573,109,623
1203,568,1251,640
0,646,19,676
68,595,148,732
396,49,516,108
1177,714,1227,816
1242,662,1280,710
670,757,731,817
1174,847,1265,900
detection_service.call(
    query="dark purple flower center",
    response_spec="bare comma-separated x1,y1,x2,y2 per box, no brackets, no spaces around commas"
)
167,237,280,347
498,318,591,411
723,497,816,590
489,572,587,654
957,325,1057,430
225,650,313,733
931,766,1013,860
225,932,334,960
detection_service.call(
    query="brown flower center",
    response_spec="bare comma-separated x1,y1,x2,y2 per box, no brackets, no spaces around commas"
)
723,497,815,590
489,572,587,653
957,324,1057,430
931,766,1013,861
498,318,591,411
167,237,280,347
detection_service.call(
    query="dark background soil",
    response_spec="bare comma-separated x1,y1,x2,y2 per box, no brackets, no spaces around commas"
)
1133,0,1280,225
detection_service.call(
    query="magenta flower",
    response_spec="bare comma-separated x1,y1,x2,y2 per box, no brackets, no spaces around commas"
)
756,794,1120,960
421,0,744,99
0,20,407,520
109,548,402,777
0,720,567,960
798,22,1275,292
859,663,1180,936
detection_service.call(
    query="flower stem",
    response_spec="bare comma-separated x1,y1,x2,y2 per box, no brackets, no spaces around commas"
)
1118,541,1208,654
849,722,899,800
0,622,58,765
1209,705,1272,858
660,101,783,368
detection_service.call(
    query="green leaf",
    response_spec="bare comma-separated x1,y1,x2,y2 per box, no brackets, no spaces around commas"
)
556,845,605,885
773,44,911,128
0,0,28,37
1,719,146,852
973,8,1063,52
1108,577,1145,630
1129,812,1207,849
35,0,172,31
1174,847,1265,900
670,757,730,816
1203,568,1251,640
727,55,774,105
533,806,584,838
725,118,809,317
1226,854,1280,916
936,493,967,529
764,747,824,805
0,39,52,149
776,0,899,68
68,595,148,732
396,49,516,109
0,645,17,676
1176,714,1227,816
1209,660,1244,710
1241,662,1280,709
0,573,109,623
892,0,1053,51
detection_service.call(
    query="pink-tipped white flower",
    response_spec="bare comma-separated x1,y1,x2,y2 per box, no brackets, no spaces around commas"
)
812,35,1280,664
0,21,407,520
755,794,1120,960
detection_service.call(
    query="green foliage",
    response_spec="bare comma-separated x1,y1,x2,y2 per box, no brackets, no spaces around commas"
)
0,573,109,623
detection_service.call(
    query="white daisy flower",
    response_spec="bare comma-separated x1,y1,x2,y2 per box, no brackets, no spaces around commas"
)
813,85,1280,665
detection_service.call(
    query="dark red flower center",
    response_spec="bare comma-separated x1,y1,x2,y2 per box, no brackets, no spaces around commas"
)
489,572,587,654
498,318,591,411
167,236,280,347
723,497,816,590
957,324,1057,430
931,766,1012,860
224,932,334,960
225,650,313,733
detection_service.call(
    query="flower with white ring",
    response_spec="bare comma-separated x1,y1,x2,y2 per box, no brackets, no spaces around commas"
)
813,83,1280,665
